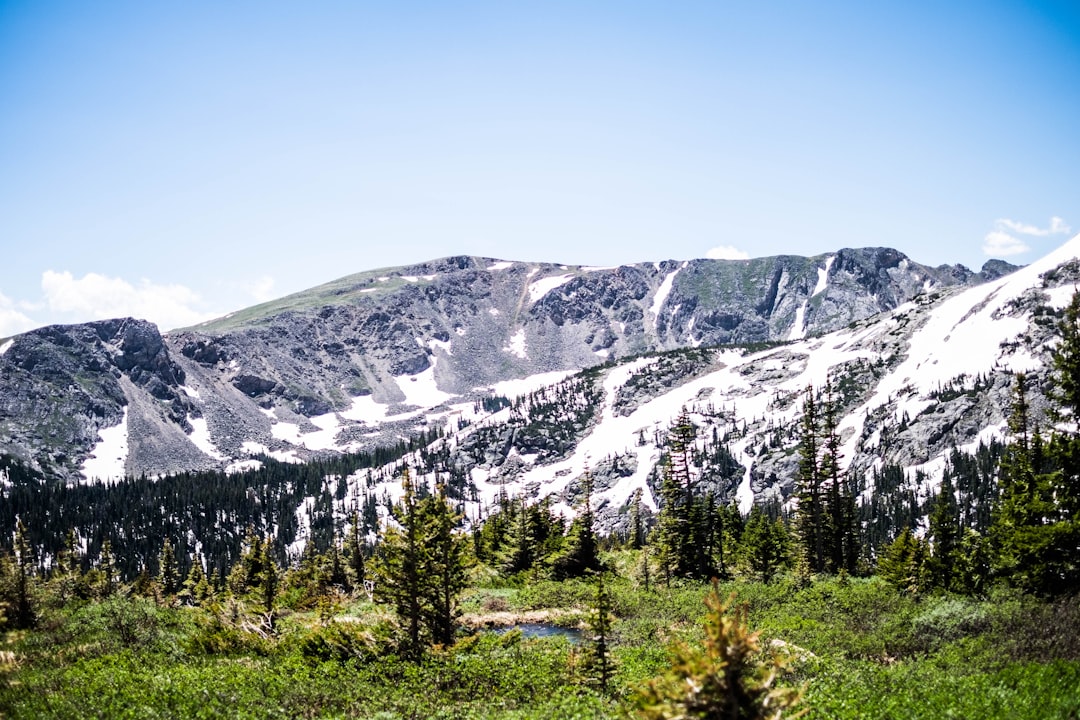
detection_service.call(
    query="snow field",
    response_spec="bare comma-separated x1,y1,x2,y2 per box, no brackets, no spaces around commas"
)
81,408,129,482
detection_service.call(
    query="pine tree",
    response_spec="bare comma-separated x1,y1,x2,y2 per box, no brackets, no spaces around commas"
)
927,472,961,591
741,505,788,583
157,538,180,597
10,521,36,628
631,583,803,719
878,527,926,594
553,470,601,580
95,540,118,599
795,386,827,572
421,479,470,647
258,539,279,617
371,468,469,655
581,568,614,694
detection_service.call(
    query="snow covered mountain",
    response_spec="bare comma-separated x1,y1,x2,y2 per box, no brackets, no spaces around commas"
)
314,235,1078,537
0,245,1026,494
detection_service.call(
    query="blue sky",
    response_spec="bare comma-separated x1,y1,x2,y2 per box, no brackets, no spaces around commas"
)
2,0,1078,334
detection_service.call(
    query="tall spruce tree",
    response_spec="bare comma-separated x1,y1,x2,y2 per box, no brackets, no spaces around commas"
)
927,472,961,591
157,538,180,597
795,386,827,572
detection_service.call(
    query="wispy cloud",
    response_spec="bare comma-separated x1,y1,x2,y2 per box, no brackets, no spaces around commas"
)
41,271,218,331
982,216,1071,257
705,245,750,260
0,291,37,338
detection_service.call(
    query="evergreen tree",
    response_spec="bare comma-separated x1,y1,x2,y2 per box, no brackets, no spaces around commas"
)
654,411,718,581
795,386,827,573
95,540,118,599
741,505,788,583
990,374,1072,594
10,520,36,628
631,584,803,719
927,472,961,591
553,471,601,580
258,539,279,617
157,538,180,597
422,479,470,647
628,489,646,550
581,569,614,694
878,527,926,594
344,511,366,592
371,468,469,655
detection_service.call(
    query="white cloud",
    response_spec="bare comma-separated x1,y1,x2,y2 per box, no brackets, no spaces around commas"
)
982,230,1030,257
705,245,750,260
994,216,1071,237
1050,216,1072,235
0,291,36,338
982,216,1070,258
41,271,218,331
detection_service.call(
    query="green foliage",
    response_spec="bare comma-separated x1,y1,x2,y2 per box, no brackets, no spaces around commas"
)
741,506,791,583
371,469,470,655
631,583,804,719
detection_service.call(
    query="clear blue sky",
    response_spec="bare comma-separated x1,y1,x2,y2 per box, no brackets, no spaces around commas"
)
2,0,1078,334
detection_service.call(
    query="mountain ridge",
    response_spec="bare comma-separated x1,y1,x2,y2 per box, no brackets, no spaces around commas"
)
0,245,1027,491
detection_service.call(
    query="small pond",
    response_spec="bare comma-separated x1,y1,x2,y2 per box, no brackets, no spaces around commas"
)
492,623,583,643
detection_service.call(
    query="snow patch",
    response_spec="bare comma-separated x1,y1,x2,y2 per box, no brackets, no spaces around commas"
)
488,261,514,271
226,459,263,474
787,303,808,341
491,370,575,399
241,441,300,463
812,256,835,297
0,340,12,356
504,328,527,359
188,418,225,460
81,409,129,482
179,385,201,399
395,358,457,407
651,264,685,320
527,273,574,303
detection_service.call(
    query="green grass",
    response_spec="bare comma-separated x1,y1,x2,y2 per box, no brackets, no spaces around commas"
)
2,573,1078,719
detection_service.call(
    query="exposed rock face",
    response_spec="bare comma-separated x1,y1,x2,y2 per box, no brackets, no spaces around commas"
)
0,318,198,478
0,249,1015,481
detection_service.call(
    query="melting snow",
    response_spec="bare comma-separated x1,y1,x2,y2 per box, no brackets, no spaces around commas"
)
488,261,514,271
0,340,12,356
527,274,574,303
651,263,685,320
241,441,300,463
787,303,808,341
504,328,527,359
188,418,225,460
81,408,129,482
179,385,201,399
812,256,835,297
395,358,457,407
